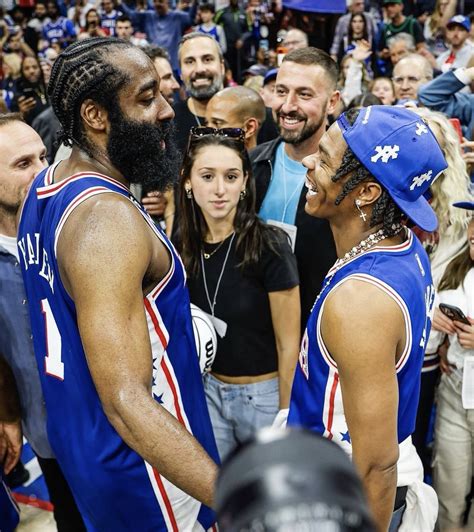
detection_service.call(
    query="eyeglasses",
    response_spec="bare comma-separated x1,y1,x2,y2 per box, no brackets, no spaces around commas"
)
189,126,245,142
392,76,423,85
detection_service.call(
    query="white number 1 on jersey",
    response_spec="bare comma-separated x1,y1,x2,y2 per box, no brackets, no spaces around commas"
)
41,298,64,380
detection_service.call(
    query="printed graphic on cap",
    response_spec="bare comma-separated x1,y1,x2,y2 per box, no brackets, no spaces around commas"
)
371,145,400,163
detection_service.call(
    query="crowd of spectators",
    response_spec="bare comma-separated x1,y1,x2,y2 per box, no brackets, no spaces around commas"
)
1,0,474,530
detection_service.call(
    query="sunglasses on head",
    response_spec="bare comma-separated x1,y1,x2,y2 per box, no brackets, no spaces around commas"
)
189,126,246,143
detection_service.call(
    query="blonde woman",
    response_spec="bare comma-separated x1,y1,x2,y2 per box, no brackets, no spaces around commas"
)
424,0,457,57
411,107,473,475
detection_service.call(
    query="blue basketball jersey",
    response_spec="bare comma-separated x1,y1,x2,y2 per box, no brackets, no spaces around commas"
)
18,165,219,531
196,25,221,44
288,230,434,455
101,10,121,36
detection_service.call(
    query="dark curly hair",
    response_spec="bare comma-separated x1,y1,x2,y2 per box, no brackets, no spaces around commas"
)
48,37,135,155
333,108,403,235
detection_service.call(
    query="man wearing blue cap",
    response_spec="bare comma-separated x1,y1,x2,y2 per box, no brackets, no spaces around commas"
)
436,15,473,73
286,106,446,531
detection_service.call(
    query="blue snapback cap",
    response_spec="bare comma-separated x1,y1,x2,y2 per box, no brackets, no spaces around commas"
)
337,106,448,232
447,15,471,32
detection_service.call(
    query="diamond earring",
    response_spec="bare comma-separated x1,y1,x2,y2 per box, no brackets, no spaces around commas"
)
355,199,367,222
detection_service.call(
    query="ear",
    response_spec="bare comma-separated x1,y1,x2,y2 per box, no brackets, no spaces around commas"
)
80,98,108,134
243,117,258,139
184,179,191,191
356,181,383,207
326,89,341,116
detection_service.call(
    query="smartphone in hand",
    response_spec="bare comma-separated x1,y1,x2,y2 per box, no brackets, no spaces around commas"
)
439,303,471,325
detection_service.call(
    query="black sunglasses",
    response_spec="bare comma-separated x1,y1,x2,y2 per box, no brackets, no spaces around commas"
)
188,126,246,143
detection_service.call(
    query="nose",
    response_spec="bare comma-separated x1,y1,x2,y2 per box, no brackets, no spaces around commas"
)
280,91,298,113
215,177,225,196
158,95,174,121
302,152,318,172
400,78,410,90
171,75,180,91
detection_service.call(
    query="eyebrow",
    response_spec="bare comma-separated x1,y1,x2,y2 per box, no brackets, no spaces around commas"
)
137,80,157,95
11,149,46,165
199,167,242,172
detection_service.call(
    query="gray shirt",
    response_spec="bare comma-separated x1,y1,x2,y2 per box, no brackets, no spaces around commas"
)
0,239,53,458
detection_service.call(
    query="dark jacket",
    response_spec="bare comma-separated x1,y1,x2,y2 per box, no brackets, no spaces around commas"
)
250,138,337,331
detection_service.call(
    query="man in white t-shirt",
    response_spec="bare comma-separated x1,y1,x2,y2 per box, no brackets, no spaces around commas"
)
437,15,474,73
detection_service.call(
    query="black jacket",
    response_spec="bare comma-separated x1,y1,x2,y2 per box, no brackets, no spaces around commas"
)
250,138,337,330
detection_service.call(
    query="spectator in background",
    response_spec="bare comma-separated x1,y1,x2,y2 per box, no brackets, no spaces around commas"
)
330,0,375,62
418,64,474,139
100,0,122,37
11,56,49,125
215,0,249,83
120,0,191,72
68,0,94,32
77,8,108,39
338,13,372,63
437,15,474,73
378,0,425,63
28,1,50,43
144,45,179,106
252,47,338,329
430,200,474,531
195,3,226,54
392,53,433,103
338,42,373,108
115,15,147,47
206,86,266,150
259,67,277,107
424,0,456,57
370,76,396,104
43,0,76,48
282,28,308,52
174,32,225,153
388,32,416,67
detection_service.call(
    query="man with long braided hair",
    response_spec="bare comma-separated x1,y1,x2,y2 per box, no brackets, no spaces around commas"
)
17,37,219,530
286,106,447,531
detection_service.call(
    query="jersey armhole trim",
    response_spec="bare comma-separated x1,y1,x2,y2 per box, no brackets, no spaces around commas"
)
316,273,412,373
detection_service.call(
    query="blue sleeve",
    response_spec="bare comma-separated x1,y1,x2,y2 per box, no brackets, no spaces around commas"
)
418,71,474,131
177,9,191,31
65,18,77,38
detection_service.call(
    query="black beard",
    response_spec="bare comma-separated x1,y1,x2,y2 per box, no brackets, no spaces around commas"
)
106,107,180,193
277,111,324,145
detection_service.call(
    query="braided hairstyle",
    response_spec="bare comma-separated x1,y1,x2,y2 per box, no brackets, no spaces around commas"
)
48,37,135,154
332,108,403,236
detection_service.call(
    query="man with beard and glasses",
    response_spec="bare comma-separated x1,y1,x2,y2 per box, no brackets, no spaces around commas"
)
251,47,339,329
174,32,225,154
17,37,220,531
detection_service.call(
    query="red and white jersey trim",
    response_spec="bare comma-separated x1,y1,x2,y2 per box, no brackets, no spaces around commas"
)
38,164,129,197
326,230,414,277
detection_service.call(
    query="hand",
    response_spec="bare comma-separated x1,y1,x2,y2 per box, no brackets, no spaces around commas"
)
17,96,36,115
432,306,457,334
379,48,390,60
438,338,453,374
0,420,22,475
454,317,474,349
142,191,167,217
464,66,474,84
352,40,372,62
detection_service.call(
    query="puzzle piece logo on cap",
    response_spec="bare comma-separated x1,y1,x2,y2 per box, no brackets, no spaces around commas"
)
337,106,448,232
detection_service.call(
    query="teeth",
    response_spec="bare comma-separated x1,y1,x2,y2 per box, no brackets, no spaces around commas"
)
305,178,318,195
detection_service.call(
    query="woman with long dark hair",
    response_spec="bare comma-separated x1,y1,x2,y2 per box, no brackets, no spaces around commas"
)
11,55,48,124
176,127,300,460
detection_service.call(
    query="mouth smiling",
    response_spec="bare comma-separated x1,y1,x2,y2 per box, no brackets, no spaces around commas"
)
305,175,318,196
278,112,305,130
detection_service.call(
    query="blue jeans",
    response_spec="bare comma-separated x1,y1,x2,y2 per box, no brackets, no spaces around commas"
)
203,373,279,461
389,503,406,531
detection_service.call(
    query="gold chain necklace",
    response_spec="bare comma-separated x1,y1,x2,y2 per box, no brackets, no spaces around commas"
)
202,232,235,260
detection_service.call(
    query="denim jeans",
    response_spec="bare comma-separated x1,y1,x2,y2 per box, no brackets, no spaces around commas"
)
203,373,279,461
389,503,406,531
